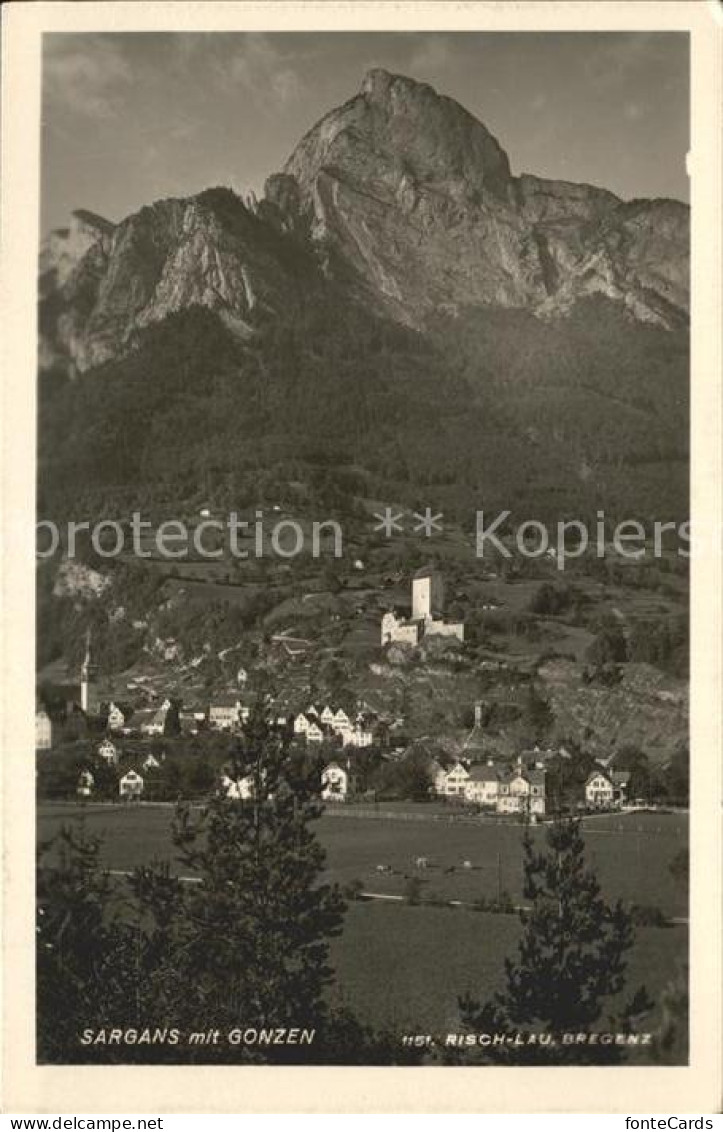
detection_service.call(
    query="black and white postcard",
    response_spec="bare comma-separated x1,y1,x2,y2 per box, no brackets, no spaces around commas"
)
2,0,721,1114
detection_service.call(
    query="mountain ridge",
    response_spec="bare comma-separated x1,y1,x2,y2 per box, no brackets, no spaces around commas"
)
39,68,689,375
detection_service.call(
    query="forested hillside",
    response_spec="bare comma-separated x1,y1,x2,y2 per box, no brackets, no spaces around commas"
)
38,295,688,529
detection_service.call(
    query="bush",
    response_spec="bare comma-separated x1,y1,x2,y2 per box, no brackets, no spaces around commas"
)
629,903,668,927
342,878,365,902
403,877,425,905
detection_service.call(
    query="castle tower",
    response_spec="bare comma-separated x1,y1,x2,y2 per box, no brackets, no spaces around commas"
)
80,628,98,714
411,567,444,621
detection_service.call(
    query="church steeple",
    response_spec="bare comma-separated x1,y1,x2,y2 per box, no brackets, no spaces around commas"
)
80,628,97,713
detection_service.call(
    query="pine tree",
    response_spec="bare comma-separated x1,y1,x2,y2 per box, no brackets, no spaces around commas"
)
651,964,688,1064
37,824,134,1061
455,816,652,1064
160,709,347,1057
37,714,421,1065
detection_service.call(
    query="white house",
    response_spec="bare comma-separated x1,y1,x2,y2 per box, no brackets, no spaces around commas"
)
497,770,546,816
585,770,614,808
209,696,241,730
106,701,130,731
440,762,470,797
331,708,352,735
220,773,254,800
119,770,144,800
320,706,335,726
77,769,94,798
585,768,630,809
464,766,500,807
97,738,119,766
142,753,161,771
343,725,374,748
295,710,329,737
428,759,449,795
35,708,54,750
141,708,167,737
321,762,349,802
294,713,312,736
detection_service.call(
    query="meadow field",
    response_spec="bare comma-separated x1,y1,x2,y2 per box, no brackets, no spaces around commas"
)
37,803,689,916
37,802,688,1037
329,903,686,1038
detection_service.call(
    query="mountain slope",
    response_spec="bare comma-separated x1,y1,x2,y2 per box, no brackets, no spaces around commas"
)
39,70,689,375
38,296,689,531
282,69,688,328
40,189,321,373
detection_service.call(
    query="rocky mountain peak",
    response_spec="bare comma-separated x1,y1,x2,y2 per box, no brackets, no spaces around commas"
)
286,68,513,208
277,70,687,329
39,70,689,374
40,208,115,290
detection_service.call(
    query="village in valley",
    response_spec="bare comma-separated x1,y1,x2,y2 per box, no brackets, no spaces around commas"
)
38,564,662,820
29,30,698,1070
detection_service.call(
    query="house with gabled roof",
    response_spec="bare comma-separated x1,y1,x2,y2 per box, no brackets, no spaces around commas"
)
585,768,614,808
321,762,350,802
343,723,373,748
106,701,133,732
464,764,500,807
97,738,119,765
427,759,448,795
77,769,94,798
439,761,470,797
35,706,55,750
220,773,254,800
119,769,144,801
141,707,168,736
208,695,242,730
294,712,313,736
585,767,630,809
497,768,546,816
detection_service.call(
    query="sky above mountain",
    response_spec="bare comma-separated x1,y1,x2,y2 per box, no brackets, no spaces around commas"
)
41,31,689,234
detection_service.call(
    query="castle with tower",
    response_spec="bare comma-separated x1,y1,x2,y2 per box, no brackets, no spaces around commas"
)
381,567,464,646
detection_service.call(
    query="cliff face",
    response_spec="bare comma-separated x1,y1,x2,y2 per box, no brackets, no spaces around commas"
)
39,69,689,373
41,191,319,371
281,69,688,328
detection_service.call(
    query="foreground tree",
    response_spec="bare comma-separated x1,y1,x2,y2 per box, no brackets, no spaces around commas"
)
651,964,688,1064
38,712,415,1064
454,816,652,1064
36,824,134,1061
165,711,347,1047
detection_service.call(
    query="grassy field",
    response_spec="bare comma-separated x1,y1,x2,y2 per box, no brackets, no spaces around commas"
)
330,903,686,1037
37,804,689,916
37,803,687,1038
